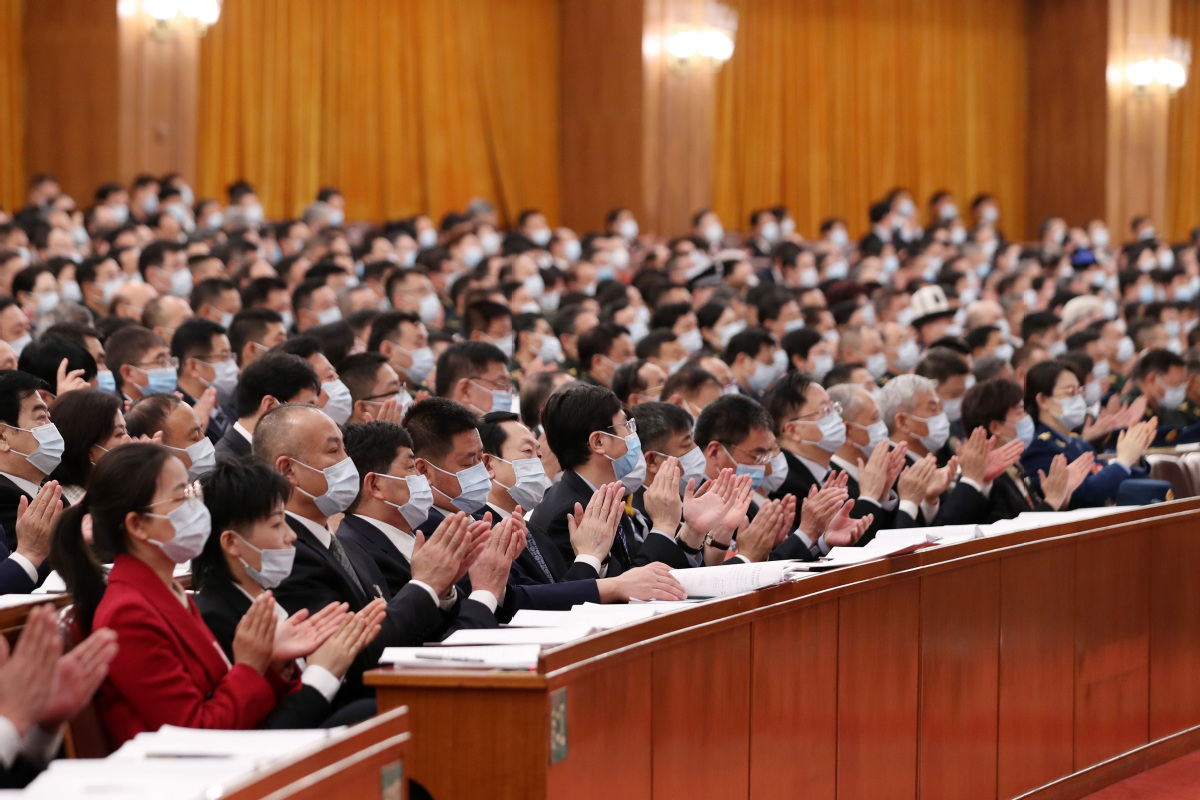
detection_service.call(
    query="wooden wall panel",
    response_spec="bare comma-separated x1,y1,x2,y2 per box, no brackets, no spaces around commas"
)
837,580,920,800
546,654,653,800
558,0,645,233
1025,0,1109,235
919,562,1001,800
651,625,751,799
1149,518,1200,739
1074,533,1150,771
23,0,120,205
0,0,23,212
1166,0,1200,241
997,545,1077,798
748,601,838,800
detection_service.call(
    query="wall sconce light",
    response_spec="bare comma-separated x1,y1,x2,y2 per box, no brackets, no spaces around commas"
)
663,2,737,74
1124,36,1191,95
122,0,221,38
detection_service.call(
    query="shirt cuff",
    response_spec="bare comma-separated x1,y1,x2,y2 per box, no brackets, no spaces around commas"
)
8,552,38,585
728,554,749,564
792,529,816,549
467,590,499,614
574,554,603,574
1112,461,1132,474
815,534,830,556
898,499,919,520
21,723,61,767
960,476,992,498
301,666,343,704
919,499,940,521
858,496,881,508
0,716,21,770
409,579,441,607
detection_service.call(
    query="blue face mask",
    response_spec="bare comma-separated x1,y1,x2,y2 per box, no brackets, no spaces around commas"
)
96,370,116,394
723,445,765,491
142,366,178,394
596,266,616,282
601,431,643,483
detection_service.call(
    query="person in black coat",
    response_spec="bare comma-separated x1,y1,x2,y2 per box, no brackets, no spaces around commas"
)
193,458,381,726
215,352,324,463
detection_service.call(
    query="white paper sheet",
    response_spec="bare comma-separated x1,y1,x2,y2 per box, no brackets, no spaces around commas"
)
379,644,542,670
668,559,810,598
111,726,331,761
436,624,596,647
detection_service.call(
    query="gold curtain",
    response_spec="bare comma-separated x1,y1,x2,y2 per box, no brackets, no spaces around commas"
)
0,0,24,213
196,0,560,225
1167,0,1200,242
713,0,1028,240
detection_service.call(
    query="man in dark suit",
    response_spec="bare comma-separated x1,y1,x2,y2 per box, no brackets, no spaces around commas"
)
478,410,686,601
170,318,234,446
215,353,322,463
0,371,62,589
403,399,606,613
532,383,700,575
255,404,507,695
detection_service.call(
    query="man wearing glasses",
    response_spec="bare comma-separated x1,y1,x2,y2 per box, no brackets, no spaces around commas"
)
436,341,516,415
105,325,176,404
171,318,236,444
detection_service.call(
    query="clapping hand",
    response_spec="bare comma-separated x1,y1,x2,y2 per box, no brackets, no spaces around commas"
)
824,500,873,547
1038,454,1072,511
984,438,1024,483
272,601,349,663
15,481,63,567
412,512,486,596
643,456,683,535
568,482,624,561
798,477,849,540
0,605,62,735
36,627,119,730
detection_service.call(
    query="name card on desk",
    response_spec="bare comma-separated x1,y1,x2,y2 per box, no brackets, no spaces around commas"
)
379,644,542,670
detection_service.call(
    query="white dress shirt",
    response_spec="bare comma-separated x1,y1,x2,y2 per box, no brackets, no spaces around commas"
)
0,472,43,584
0,717,61,772
233,421,254,445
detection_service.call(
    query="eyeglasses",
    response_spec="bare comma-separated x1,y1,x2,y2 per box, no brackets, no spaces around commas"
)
721,441,773,465
196,352,235,364
606,418,637,436
469,375,514,393
136,355,179,370
793,401,842,421
364,386,408,405
148,480,204,508
1052,386,1086,398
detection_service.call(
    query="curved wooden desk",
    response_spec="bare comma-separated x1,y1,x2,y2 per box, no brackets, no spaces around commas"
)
367,499,1200,800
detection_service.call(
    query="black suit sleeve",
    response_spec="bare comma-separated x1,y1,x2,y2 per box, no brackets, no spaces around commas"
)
770,534,819,562
632,531,693,569
931,482,989,526
258,685,333,730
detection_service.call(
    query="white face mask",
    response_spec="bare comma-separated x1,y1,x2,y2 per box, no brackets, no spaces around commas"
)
853,420,890,458
8,334,31,358
418,293,442,325
894,340,920,371
1055,394,1088,430
200,358,239,395
293,456,361,517
536,334,563,364
794,410,846,454
759,449,789,494
5,422,65,475
619,219,639,241
811,354,834,381
237,537,296,590
915,412,951,452
675,445,708,493
941,395,964,424
165,437,216,481
1162,382,1188,409
145,496,211,564
495,456,550,509
321,379,353,425
429,460,492,514
376,472,435,529
170,268,194,298
748,359,783,393
418,228,438,249
678,328,703,355
316,306,343,326
704,223,724,245
718,320,746,347
866,352,889,379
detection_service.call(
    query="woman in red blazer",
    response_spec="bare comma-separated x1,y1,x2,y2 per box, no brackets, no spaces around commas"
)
51,443,293,748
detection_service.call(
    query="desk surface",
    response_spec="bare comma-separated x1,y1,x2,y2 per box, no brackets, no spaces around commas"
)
368,498,1200,800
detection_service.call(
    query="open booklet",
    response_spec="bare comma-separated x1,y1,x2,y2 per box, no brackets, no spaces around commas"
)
668,560,811,598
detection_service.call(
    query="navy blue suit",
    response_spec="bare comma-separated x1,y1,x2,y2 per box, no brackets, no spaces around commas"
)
1021,423,1146,509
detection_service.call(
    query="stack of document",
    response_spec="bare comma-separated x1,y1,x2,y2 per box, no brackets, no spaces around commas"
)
35,561,190,595
668,560,811,598
110,725,332,761
435,625,596,647
0,594,57,611
979,506,1136,537
800,529,932,570
23,756,263,800
379,644,542,670
508,605,664,629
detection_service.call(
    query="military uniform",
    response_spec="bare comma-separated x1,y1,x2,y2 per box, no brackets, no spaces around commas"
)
1021,423,1148,508
560,357,580,379
1179,398,1200,425
1118,388,1200,447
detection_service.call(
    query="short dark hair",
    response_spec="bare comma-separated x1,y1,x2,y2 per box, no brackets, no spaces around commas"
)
578,323,628,374
629,401,693,454
47,389,123,488
192,458,292,591
762,371,816,432
662,361,721,400
235,353,320,418
367,310,422,352
342,421,414,513
125,393,185,438
724,327,775,365
18,335,97,386
434,341,507,397
0,370,48,428
1024,360,1071,419
106,325,166,393
241,276,288,309
228,308,283,366
478,411,522,457
170,317,225,363
307,321,356,370
519,371,566,429
915,347,971,385
650,302,692,332
272,334,323,361
542,383,621,470
1132,348,1185,382
635,329,677,360
694,394,774,448
966,325,999,351
755,287,795,325
1021,311,1062,341
402,398,481,463
962,378,1023,434
464,300,512,335
612,360,648,406
190,278,236,314
339,352,391,404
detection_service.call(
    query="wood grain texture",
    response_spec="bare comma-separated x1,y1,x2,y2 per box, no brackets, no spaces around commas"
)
837,579,920,800
546,654,653,800
1149,516,1200,740
651,624,751,799
1166,0,1200,240
919,561,1001,800
1074,530,1151,771
997,544,1077,799
748,600,838,800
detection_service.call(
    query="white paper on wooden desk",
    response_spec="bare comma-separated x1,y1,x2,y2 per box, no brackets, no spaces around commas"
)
508,606,661,629
25,757,260,800
979,506,1138,537
380,644,542,670
668,560,810,598
111,726,331,761
437,625,596,647
0,593,58,610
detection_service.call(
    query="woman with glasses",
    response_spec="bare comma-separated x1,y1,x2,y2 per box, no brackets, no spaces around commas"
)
50,443,298,747
1021,360,1155,508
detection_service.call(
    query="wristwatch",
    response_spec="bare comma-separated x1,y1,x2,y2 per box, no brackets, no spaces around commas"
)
703,533,729,551
675,535,702,556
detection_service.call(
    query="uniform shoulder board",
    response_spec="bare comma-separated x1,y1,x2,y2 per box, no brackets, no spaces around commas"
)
1167,429,1178,442
1038,432,1052,441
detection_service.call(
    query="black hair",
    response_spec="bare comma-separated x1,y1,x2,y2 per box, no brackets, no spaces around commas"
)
478,411,522,457
635,329,677,360
541,383,622,470
340,352,392,404
822,363,865,389
962,378,1024,434
0,369,49,426
966,325,999,351
367,310,422,352
1024,360,1071,419
190,278,237,314
1021,311,1062,341
47,389,123,488
125,393,185,439
51,443,173,634
755,287,796,325
402,398,481,463
235,353,320,418
915,348,971,384
228,308,283,365
518,371,567,429
18,335,97,386
241,276,289,309
630,401,693,454
342,421,414,513
762,371,817,431
694,394,774,447
464,300,512,335
662,361,721,400
170,317,226,363
650,302,692,332
612,360,650,406
192,457,291,591
1132,348,1185,382
578,323,629,375
307,321,356,370
434,341,507,398
724,327,775,366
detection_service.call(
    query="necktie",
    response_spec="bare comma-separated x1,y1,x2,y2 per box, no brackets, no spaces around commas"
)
524,531,555,582
327,534,366,598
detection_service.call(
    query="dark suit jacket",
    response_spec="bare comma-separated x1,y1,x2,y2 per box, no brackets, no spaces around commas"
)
768,450,821,560
485,503,600,585
214,424,252,463
530,470,637,576
890,451,988,526
417,506,599,616
0,475,31,553
0,475,56,589
272,515,449,694
984,469,1053,525
194,579,334,728
178,386,230,446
